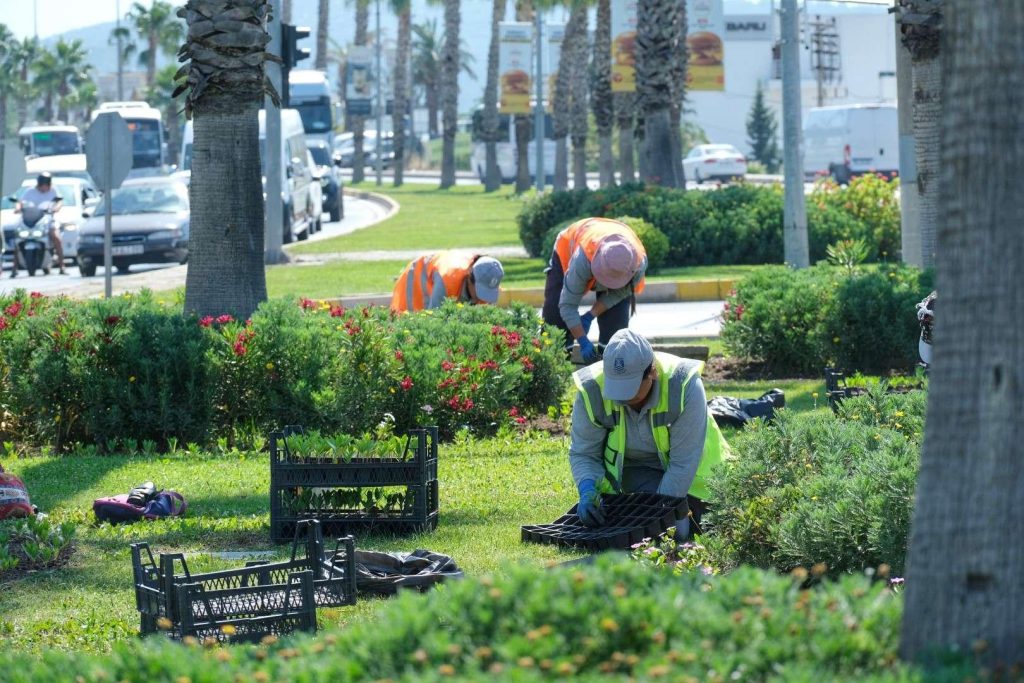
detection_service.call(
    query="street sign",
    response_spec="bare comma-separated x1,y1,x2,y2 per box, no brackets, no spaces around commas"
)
0,140,27,197
85,111,133,191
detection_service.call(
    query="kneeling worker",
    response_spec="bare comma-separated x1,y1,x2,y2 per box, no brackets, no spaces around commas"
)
542,217,647,363
568,329,730,538
391,252,505,312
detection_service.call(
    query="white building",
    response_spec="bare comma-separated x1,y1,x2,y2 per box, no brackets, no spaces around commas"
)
687,3,896,156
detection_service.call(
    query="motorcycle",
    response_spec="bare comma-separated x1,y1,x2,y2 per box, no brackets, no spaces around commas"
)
13,204,57,277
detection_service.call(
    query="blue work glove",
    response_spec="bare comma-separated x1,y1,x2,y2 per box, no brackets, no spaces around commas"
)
579,311,595,335
577,336,599,363
576,479,606,527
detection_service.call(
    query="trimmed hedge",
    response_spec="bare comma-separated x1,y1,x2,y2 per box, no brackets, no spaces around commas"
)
720,264,933,375
0,556,973,682
0,292,571,450
517,175,902,267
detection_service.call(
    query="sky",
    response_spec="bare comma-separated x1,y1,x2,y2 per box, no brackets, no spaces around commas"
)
4,0,156,40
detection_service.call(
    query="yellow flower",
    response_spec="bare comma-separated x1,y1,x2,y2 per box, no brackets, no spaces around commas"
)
456,303,464,308
54,415,61,423
544,340,552,346
129,376,136,383
832,337,840,344
265,362,275,370
220,624,236,635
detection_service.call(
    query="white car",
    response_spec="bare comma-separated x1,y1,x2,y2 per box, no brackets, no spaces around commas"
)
683,144,748,184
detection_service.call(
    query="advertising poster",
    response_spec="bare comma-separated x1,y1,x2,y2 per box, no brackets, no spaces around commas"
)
546,23,565,104
686,0,726,91
499,22,533,114
345,45,373,117
610,0,637,92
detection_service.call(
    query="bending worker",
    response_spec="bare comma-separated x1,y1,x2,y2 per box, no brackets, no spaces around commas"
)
568,329,730,538
542,217,647,363
391,252,505,312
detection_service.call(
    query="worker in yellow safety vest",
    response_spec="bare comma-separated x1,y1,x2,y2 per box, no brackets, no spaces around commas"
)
569,329,731,538
390,252,505,312
541,217,647,363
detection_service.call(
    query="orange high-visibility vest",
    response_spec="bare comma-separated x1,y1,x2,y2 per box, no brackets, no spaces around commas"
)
390,252,479,312
553,217,647,294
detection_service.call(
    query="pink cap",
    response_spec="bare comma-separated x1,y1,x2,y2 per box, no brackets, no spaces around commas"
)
591,236,637,289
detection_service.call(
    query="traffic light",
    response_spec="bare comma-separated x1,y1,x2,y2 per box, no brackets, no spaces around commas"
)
282,24,312,68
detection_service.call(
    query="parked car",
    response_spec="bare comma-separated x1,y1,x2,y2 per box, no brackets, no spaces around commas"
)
308,138,343,222
683,144,748,184
2,176,101,267
335,130,394,169
76,177,189,277
803,104,898,182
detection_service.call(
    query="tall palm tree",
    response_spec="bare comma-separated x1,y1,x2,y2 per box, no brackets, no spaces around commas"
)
482,0,505,191
351,0,370,184
177,0,270,319
551,3,585,191
568,7,590,189
61,78,98,125
108,25,138,100
438,0,461,189
635,0,682,187
11,37,40,128
412,19,477,141
315,0,330,70
591,0,614,187
668,0,686,184
615,93,636,183
32,40,92,122
513,0,533,193
0,25,16,137
391,0,412,186
128,0,185,87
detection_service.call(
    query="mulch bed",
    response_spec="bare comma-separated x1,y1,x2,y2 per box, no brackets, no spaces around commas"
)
0,543,76,583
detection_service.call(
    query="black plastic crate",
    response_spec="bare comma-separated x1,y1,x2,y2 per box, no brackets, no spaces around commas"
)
270,426,439,487
521,493,690,551
131,520,356,641
271,479,439,542
824,367,923,412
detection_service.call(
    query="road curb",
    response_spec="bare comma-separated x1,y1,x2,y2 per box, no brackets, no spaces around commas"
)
339,187,400,221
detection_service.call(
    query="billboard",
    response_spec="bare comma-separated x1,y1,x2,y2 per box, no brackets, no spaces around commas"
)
686,0,725,91
499,22,533,114
610,0,637,93
345,45,373,117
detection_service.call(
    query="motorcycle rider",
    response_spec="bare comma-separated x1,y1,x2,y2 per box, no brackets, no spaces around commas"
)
13,172,65,276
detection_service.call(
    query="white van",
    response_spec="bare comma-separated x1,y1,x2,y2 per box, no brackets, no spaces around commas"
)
803,104,898,183
469,104,557,184
18,124,83,158
179,109,322,243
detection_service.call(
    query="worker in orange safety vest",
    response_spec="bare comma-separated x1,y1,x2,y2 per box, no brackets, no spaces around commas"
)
391,252,505,312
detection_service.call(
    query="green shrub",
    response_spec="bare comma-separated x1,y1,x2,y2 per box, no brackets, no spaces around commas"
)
538,217,577,263
811,175,902,261
705,390,926,576
516,188,591,257
616,215,670,271
721,264,933,375
0,557,958,681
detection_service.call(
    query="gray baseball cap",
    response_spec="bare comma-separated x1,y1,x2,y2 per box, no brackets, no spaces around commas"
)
472,256,504,304
602,329,655,401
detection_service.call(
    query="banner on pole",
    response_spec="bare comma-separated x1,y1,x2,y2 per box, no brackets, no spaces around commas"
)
686,0,726,91
499,22,533,114
610,0,637,93
546,23,565,105
345,45,373,117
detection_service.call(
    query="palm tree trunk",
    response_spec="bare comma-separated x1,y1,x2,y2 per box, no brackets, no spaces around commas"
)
513,0,533,194
669,1,687,183
0,96,7,142
352,1,369,184
315,0,329,70
393,7,411,187
912,55,940,268
616,93,636,183
439,0,461,189
570,26,589,190
483,0,505,192
554,138,568,190
426,84,439,138
592,0,615,187
552,2,585,191
147,33,157,87
900,0,1024,665
636,0,681,187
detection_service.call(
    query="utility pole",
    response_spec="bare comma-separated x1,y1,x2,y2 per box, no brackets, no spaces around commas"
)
809,16,840,107
375,0,384,187
265,0,285,264
780,0,808,268
115,0,124,101
893,3,921,266
534,11,545,193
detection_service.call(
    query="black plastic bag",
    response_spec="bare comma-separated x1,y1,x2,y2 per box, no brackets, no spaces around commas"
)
708,389,785,428
353,549,463,596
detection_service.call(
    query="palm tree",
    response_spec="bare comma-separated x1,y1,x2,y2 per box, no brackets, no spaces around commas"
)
551,3,583,191
412,19,477,141
61,79,98,125
177,0,270,319
11,37,40,128
668,0,686,184
481,0,505,191
351,0,370,184
391,0,412,187
900,0,1024,665
568,6,590,189
635,0,682,187
32,40,92,122
108,25,137,100
438,0,461,189
315,0,330,70
591,0,614,187
128,0,185,87
513,0,533,193
615,92,636,183
0,25,16,137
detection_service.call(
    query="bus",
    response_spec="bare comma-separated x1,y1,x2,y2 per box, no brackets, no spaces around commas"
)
18,124,83,158
289,69,336,149
469,104,556,184
90,102,168,175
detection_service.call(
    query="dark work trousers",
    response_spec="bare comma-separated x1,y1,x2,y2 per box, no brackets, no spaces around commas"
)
541,253,632,351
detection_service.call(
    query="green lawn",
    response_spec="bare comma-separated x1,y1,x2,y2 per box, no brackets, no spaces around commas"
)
289,183,525,254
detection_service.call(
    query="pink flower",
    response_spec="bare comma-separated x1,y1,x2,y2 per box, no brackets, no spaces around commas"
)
400,376,414,391
330,305,346,317
479,360,499,371
300,298,317,310
232,341,247,356
216,314,234,325
0,317,7,331
515,416,527,425
508,407,520,417
29,292,44,299
441,360,455,371
5,302,23,317
394,350,404,361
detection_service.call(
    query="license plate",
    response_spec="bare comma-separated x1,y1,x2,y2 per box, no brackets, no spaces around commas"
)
111,245,144,256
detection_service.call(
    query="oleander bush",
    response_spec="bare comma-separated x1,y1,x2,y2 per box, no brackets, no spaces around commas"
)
720,264,933,375
0,556,975,682
0,292,570,450
705,390,926,577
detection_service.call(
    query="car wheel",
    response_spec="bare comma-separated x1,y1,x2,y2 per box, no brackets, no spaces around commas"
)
695,169,702,184
116,263,130,274
80,261,96,277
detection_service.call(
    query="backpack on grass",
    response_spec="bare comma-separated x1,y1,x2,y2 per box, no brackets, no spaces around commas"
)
93,482,187,524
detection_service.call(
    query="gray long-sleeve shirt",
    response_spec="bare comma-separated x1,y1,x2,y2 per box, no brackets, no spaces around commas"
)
558,248,648,330
568,375,708,498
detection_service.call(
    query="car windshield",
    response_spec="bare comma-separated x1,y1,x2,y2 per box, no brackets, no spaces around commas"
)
26,131,81,156
295,102,332,133
92,183,187,216
309,145,330,167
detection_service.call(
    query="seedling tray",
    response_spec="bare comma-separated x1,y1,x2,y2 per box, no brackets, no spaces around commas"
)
270,426,439,487
521,492,690,551
131,520,355,641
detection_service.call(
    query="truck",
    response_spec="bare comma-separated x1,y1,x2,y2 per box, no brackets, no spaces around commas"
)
288,69,336,149
803,104,899,183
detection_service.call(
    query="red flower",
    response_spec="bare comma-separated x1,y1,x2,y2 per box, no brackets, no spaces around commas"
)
5,302,23,317
447,396,462,410
300,298,317,310
330,305,346,317
462,398,474,411
216,314,234,325
394,350,404,361
232,341,247,356
504,331,522,348
521,356,535,371
105,315,121,326
361,306,371,318
441,360,455,371
479,360,499,371
515,416,527,425
0,317,7,331
734,305,744,321
400,376,414,391
508,407,520,417
29,292,44,299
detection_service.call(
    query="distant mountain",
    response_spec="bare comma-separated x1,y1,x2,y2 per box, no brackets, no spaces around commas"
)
43,20,175,78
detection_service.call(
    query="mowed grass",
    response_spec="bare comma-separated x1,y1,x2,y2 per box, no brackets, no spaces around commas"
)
289,183,525,254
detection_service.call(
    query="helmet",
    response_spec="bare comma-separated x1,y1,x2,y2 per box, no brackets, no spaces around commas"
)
36,172,52,186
